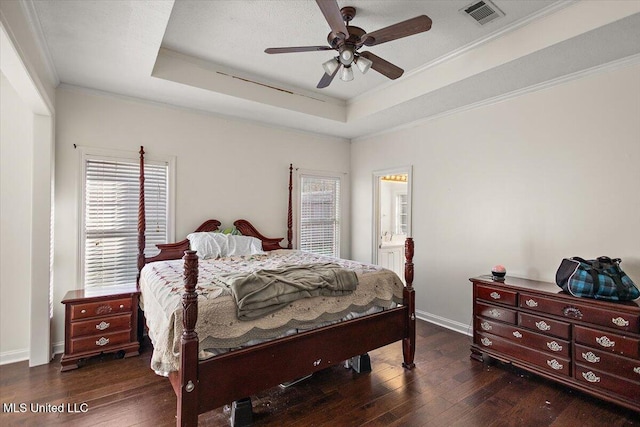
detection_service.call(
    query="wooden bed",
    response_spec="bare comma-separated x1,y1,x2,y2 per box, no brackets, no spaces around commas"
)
136,147,416,426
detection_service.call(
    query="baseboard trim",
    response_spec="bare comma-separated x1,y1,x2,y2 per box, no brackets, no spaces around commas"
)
0,348,29,365
52,341,64,356
416,310,473,337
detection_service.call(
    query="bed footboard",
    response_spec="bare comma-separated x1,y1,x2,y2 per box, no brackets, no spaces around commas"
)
175,250,200,427
403,237,416,369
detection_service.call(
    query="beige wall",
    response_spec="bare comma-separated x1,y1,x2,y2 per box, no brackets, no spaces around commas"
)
351,63,640,333
0,72,33,362
1,1,56,366
52,86,351,350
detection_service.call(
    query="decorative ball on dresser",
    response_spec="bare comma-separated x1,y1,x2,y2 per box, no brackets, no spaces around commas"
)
491,264,506,280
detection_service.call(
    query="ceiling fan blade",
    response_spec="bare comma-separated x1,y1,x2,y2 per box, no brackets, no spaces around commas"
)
359,51,404,80
265,46,333,54
317,65,340,89
362,15,432,47
316,0,349,38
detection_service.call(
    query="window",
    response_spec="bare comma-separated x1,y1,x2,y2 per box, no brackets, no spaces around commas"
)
298,172,341,257
81,150,173,288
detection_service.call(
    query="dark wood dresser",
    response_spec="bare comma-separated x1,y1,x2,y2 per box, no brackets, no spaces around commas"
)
61,284,140,371
470,275,640,412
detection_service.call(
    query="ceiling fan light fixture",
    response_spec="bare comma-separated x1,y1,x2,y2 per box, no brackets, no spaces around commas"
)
355,55,373,74
340,65,354,82
339,47,354,65
322,57,340,75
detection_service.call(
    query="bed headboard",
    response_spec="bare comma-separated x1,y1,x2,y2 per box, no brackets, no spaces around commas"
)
142,219,222,265
136,147,294,279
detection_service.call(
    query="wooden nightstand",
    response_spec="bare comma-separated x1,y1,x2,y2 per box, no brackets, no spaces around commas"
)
60,284,140,371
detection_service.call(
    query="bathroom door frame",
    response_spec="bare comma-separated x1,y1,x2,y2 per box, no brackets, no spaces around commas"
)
371,165,413,265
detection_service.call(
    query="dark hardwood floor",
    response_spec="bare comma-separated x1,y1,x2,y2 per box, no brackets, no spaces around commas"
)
1,320,637,426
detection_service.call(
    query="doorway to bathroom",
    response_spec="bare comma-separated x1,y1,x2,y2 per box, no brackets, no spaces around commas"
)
372,166,412,282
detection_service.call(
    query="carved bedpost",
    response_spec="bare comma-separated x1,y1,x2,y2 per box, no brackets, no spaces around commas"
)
137,146,146,284
402,237,416,369
177,250,199,427
287,163,293,249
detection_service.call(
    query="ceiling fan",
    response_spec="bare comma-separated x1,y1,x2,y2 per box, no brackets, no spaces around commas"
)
264,0,432,89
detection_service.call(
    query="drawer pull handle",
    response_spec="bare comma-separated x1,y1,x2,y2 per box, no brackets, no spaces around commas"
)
96,305,113,315
119,304,125,309
562,307,582,319
611,317,629,327
535,321,551,331
581,351,600,363
546,341,562,352
480,321,492,331
582,371,600,383
512,331,522,339
547,359,563,370
595,336,615,348
634,367,640,375
525,299,538,308
488,309,501,318
490,292,501,300
96,337,109,346
96,321,110,331
81,309,86,314
480,337,492,347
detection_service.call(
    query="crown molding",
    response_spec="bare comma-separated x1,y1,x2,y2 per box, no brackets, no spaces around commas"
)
20,0,59,86
353,54,640,143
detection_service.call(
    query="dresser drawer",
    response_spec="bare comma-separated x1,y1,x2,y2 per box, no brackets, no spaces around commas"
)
476,332,571,377
518,312,571,339
476,302,517,324
476,317,569,357
519,293,639,333
69,313,132,338
70,298,132,320
476,285,517,306
575,365,640,405
575,343,640,382
574,325,639,358
69,330,131,354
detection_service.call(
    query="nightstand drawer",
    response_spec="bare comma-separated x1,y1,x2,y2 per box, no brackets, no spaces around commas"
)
69,313,132,338
69,330,131,354
70,298,132,320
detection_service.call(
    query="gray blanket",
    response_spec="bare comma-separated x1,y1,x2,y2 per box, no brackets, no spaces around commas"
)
223,263,358,320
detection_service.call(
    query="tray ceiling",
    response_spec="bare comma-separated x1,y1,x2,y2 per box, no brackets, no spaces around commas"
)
30,0,640,139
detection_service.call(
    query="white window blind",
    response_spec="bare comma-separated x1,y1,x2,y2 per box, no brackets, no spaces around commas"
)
299,174,341,257
83,157,168,288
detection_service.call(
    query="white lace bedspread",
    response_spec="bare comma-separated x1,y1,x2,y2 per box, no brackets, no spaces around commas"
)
139,250,404,375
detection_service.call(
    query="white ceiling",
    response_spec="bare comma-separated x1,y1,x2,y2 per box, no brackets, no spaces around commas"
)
30,0,640,139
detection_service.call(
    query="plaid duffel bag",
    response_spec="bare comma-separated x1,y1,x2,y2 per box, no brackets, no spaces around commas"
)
555,256,639,301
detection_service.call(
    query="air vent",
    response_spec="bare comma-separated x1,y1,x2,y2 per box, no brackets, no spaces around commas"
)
460,0,505,26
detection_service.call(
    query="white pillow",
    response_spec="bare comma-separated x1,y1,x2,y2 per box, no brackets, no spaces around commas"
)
187,232,264,259
226,234,265,257
187,232,224,259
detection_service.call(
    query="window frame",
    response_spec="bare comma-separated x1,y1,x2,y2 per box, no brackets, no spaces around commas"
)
295,168,343,258
78,147,175,289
